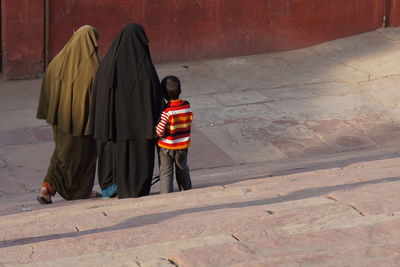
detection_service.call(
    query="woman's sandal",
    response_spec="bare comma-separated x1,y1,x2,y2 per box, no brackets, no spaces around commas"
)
37,195,52,204
37,186,53,204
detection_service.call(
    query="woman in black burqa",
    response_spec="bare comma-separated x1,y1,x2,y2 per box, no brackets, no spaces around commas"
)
89,23,163,198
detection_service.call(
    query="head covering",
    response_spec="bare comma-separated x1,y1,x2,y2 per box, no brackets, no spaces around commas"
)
90,23,163,141
37,25,100,136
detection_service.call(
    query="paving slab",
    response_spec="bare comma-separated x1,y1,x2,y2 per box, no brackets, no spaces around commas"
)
0,109,47,131
198,123,287,163
0,155,399,266
359,74,400,116
302,119,378,152
0,79,41,112
202,48,369,92
193,103,281,128
188,128,235,169
0,128,33,147
310,31,400,80
1,28,400,266
262,119,337,157
259,81,362,100
345,116,400,146
265,92,388,121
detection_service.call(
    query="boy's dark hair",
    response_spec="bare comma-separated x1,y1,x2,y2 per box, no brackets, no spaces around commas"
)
161,76,181,100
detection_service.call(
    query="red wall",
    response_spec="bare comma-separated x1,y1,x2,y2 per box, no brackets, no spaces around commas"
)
49,0,385,63
387,0,400,26
0,0,392,79
1,0,44,79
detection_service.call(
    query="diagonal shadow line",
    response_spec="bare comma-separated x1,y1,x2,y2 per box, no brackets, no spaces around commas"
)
192,151,400,189
1,176,399,249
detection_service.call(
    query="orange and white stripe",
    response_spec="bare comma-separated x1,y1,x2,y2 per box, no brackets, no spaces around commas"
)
156,99,193,150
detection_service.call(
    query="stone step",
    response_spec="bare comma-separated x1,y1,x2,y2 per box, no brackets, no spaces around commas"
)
10,204,400,266
1,146,399,217
1,157,398,241
13,208,400,266
21,234,238,267
1,156,399,266
0,155,400,225
170,218,400,266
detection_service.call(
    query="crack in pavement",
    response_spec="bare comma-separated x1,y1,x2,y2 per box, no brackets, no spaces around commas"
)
0,157,7,168
29,246,34,260
194,225,205,237
349,204,366,216
188,80,357,100
375,29,400,42
358,73,400,87
308,47,372,84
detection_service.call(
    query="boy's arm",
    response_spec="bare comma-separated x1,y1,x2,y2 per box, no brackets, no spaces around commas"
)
155,111,169,137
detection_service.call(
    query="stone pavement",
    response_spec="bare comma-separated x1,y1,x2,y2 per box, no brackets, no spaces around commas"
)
1,28,400,265
0,154,399,266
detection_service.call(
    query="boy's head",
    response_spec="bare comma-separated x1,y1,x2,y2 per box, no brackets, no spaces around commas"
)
161,76,181,100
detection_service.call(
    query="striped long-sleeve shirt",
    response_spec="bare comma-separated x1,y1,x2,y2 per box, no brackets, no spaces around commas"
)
155,99,193,150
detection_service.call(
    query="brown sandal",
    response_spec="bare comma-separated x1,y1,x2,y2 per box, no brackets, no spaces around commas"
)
37,186,53,204
37,195,52,204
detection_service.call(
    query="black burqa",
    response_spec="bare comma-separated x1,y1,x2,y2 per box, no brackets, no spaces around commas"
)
89,23,163,198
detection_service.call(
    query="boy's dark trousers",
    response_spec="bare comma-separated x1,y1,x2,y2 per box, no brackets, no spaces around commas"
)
158,147,192,193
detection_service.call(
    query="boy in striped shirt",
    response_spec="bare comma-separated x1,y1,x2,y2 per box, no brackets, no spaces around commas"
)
155,76,193,193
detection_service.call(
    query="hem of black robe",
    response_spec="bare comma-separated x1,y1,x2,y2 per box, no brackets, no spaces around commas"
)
117,194,146,199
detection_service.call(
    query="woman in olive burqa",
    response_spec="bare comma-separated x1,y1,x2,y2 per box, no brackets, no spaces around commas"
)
89,23,163,198
36,25,100,204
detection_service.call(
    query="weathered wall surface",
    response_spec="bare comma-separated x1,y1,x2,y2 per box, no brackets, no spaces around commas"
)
387,0,400,26
48,0,385,62
0,0,394,79
1,0,44,79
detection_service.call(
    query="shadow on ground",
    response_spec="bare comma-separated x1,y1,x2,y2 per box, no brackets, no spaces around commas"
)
1,175,399,248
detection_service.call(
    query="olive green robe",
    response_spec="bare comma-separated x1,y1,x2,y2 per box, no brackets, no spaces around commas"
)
37,25,100,200
44,126,96,200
